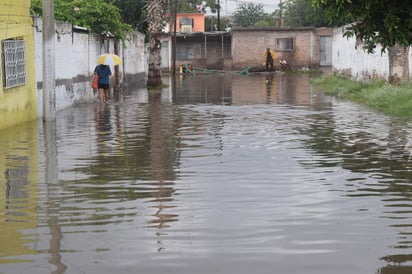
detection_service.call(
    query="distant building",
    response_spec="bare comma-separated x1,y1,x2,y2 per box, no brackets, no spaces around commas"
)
161,24,332,71
231,27,332,70
166,13,205,33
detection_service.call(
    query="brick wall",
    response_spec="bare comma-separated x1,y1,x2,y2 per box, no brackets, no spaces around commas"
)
231,27,331,70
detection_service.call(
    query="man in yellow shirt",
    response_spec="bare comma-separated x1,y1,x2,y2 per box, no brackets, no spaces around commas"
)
263,48,276,71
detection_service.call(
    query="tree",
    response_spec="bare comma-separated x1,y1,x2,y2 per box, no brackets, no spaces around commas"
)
113,0,148,35
146,0,167,87
232,2,265,27
205,16,231,31
30,0,131,41
311,0,412,53
255,13,277,27
283,0,332,27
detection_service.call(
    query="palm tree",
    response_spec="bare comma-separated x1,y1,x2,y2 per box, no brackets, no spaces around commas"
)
146,0,166,87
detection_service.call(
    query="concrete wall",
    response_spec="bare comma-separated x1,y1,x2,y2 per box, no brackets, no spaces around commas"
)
332,26,390,81
33,17,147,118
0,0,37,129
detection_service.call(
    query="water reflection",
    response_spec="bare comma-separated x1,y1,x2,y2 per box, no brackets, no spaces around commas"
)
0,121,39,264
296,102,412,273
2,73,412,274
43,121,66,274
174,72,324,106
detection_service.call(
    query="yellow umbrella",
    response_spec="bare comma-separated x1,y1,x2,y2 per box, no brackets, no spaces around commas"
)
96,53,122,66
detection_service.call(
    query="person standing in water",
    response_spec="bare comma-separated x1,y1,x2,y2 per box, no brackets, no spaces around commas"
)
263,48,275,71
94,64,112,103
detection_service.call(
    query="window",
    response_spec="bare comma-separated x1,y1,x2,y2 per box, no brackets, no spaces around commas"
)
275,38,294,51
2,39,26,89
180,17,193,33
181,25,193,33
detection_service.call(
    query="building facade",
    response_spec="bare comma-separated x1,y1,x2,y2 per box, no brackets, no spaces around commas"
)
161,25,332,72
0,0,39,261
231,27,332,70
0,0,37,129
167,13,205,33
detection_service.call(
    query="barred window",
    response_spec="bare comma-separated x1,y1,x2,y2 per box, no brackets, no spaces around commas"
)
180,17,193,33
2,39,26,89
181,25,193,33
275,38,294,51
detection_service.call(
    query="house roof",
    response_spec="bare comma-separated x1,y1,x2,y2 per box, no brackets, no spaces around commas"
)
231,26,318,32
165,31,230,37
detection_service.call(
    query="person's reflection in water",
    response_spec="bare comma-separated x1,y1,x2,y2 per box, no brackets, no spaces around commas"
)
266,73,273,103
94,103,113,155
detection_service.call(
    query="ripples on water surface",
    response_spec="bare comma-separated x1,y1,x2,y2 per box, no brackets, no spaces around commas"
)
2,73,412,274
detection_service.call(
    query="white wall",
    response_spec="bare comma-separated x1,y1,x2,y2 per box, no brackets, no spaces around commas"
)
33,17,147,118
332,26,390,81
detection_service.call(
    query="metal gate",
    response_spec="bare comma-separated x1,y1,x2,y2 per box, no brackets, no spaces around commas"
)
319,36,332,66
160,40,169,70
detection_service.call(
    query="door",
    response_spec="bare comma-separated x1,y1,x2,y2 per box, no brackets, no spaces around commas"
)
319,36,332,66
160,40,169,70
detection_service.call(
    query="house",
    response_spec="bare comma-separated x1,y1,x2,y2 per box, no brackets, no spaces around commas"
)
231,27,332,70
162,13,232,70
161,21,332,71
161,31,232,70
0,0,37,129
166,13,205,33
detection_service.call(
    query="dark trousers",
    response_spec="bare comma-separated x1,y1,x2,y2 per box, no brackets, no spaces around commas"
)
266,60,273,71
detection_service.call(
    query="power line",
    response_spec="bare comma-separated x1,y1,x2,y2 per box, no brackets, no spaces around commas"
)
228,0,279,8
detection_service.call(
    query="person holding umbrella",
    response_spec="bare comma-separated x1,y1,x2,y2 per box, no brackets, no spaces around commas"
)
94,64,111,103
94,53,122,103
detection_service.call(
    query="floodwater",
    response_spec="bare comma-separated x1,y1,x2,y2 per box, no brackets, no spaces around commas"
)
1,72,412,274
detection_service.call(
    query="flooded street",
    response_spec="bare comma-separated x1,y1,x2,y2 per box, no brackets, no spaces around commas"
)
2,72,412,274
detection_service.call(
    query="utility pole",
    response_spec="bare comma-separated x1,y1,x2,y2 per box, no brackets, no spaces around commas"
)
171,0,178,75
42,0,56,121
217,0,220,31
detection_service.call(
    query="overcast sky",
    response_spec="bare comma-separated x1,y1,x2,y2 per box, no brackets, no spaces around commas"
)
215,0,281,16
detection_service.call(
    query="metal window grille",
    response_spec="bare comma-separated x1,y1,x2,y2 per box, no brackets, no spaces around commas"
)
2,39,26,89
181,25,193,33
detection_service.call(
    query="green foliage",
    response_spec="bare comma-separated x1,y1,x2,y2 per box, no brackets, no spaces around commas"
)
283,0,333,27
205,16,231,31
113,0,147,34
178,1,199,13
232,2,265,27
311,0,412,53
255,13,277,27
312,75,412,117
30,0,131,41
172,0,219,14
30,0,42,15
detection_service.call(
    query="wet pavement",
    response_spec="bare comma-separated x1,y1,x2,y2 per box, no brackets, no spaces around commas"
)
1,72,412,274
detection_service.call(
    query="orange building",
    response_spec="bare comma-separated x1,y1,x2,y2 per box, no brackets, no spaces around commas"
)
167,13,205,33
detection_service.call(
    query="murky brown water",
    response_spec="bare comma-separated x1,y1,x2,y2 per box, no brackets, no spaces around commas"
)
2,72,412,274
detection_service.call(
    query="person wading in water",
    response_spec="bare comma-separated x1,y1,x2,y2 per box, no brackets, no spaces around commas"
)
263,48,275,72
